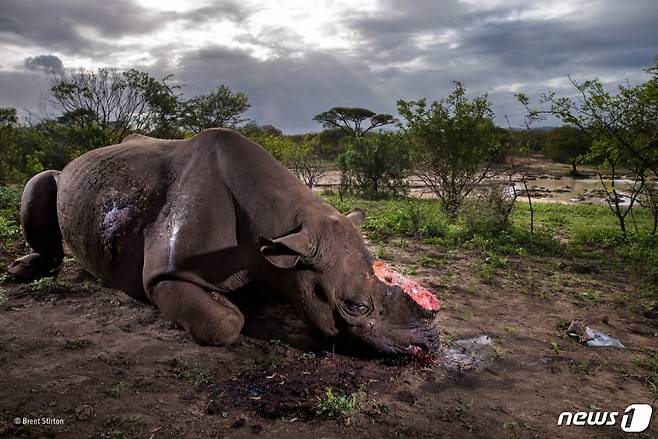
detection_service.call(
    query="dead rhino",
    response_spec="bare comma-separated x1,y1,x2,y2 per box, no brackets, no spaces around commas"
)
8,129,438,355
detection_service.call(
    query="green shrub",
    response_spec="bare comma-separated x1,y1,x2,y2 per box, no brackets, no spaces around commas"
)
338,133,411,199
0,186,21,248
316,387,358,418
459,183,517,235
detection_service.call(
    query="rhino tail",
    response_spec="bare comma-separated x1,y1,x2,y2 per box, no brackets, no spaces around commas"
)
7,170,64,281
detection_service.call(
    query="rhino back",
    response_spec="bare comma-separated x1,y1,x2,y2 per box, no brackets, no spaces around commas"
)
55,129,321,296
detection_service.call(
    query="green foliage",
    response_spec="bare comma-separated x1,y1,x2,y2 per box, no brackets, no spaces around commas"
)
459,184,517,235
0,186,21,248
173,358,210,386
0,108,19,184
517,58,658,237
50,68,183,148
338,133,411,199
324,194,658,281
254,132,296,162
183,84,250,132
109,380,128,398
29,277,68,294
507,128,549,153
398,81,509,220
635,350,658,393
251,133,327,188
0,73,252,184
286,135,327,189
542,125,591,174
316,387,358,418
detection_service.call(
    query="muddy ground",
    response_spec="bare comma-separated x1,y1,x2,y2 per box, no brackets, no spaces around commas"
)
1,237,657,439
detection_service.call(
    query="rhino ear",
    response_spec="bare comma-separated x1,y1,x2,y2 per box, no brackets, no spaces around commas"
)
345,208,366,227
259,227,312,269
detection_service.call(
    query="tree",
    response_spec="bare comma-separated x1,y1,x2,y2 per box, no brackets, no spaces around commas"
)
0,107,19,183
252,133,327,189
338,132,411,199
313,107,396,137
517,59,658,236
398,81,508,220
543,125,591,175
240,121,282,139
49,68,182,148
287,135,327,190
183,85,250,132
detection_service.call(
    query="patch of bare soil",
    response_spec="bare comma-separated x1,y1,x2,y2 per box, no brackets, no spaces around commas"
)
0,239,657,438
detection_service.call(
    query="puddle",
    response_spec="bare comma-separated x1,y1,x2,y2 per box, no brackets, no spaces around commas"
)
313,171,648,205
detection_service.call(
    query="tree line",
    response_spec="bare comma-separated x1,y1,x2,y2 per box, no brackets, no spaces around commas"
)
0,58,656,237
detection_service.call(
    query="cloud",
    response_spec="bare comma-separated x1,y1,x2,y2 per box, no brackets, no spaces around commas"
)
0,0,656,131
165,45,392,133
0,70,51,116
24,55,64,75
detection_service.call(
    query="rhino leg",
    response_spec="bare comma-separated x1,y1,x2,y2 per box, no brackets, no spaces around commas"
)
8,170,64,281
148,280,245,346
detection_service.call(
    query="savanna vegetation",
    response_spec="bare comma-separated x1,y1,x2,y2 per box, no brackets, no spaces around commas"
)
1,60,657,285
1,58,658,439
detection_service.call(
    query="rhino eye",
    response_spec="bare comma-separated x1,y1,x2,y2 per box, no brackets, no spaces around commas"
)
346,298,370,315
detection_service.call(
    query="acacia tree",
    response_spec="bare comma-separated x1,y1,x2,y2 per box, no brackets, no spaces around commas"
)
517,60,658,236
183,85,250,132
49,68,182,147
398,81,507,220
313,107,396,137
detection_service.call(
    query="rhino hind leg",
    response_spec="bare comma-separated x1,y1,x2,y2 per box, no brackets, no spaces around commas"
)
148,280,245,345
8,170,64,281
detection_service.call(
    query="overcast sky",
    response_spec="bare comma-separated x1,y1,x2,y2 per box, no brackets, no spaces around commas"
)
1,0,657,133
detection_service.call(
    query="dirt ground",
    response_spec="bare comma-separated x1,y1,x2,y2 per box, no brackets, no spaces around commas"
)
1,236,657,439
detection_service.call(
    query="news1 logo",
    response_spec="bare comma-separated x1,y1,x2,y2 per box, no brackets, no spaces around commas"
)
557,404,653,432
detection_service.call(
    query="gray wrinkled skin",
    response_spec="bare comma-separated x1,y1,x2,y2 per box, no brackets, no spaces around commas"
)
9,129,438,355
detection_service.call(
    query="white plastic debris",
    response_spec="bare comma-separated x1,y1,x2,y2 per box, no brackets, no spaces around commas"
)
566,321,625,348
583,327,625,348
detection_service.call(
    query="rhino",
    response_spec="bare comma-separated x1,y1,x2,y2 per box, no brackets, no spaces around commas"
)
8,129,438,355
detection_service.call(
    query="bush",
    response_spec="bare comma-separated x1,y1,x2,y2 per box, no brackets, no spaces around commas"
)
337,133,411,199
0,186,21,248
459,183,517,235
398,81,509,220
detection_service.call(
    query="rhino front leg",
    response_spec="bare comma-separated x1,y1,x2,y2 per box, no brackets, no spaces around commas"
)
148,280,245,346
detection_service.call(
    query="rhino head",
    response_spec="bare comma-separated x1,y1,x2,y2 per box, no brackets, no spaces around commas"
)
259,206,439,355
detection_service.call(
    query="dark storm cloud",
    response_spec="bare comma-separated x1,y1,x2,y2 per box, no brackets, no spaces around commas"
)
170,46,391,132
1,0,657,131
341,0,658,128
0,0,169,55
24,55,65,75
0,0,248,57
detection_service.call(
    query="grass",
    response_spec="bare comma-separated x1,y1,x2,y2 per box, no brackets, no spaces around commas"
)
316,387,358,418
173,358,210,386
109,380,128,398
635,350,658,393
29,277,68,293
323,194,658,283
